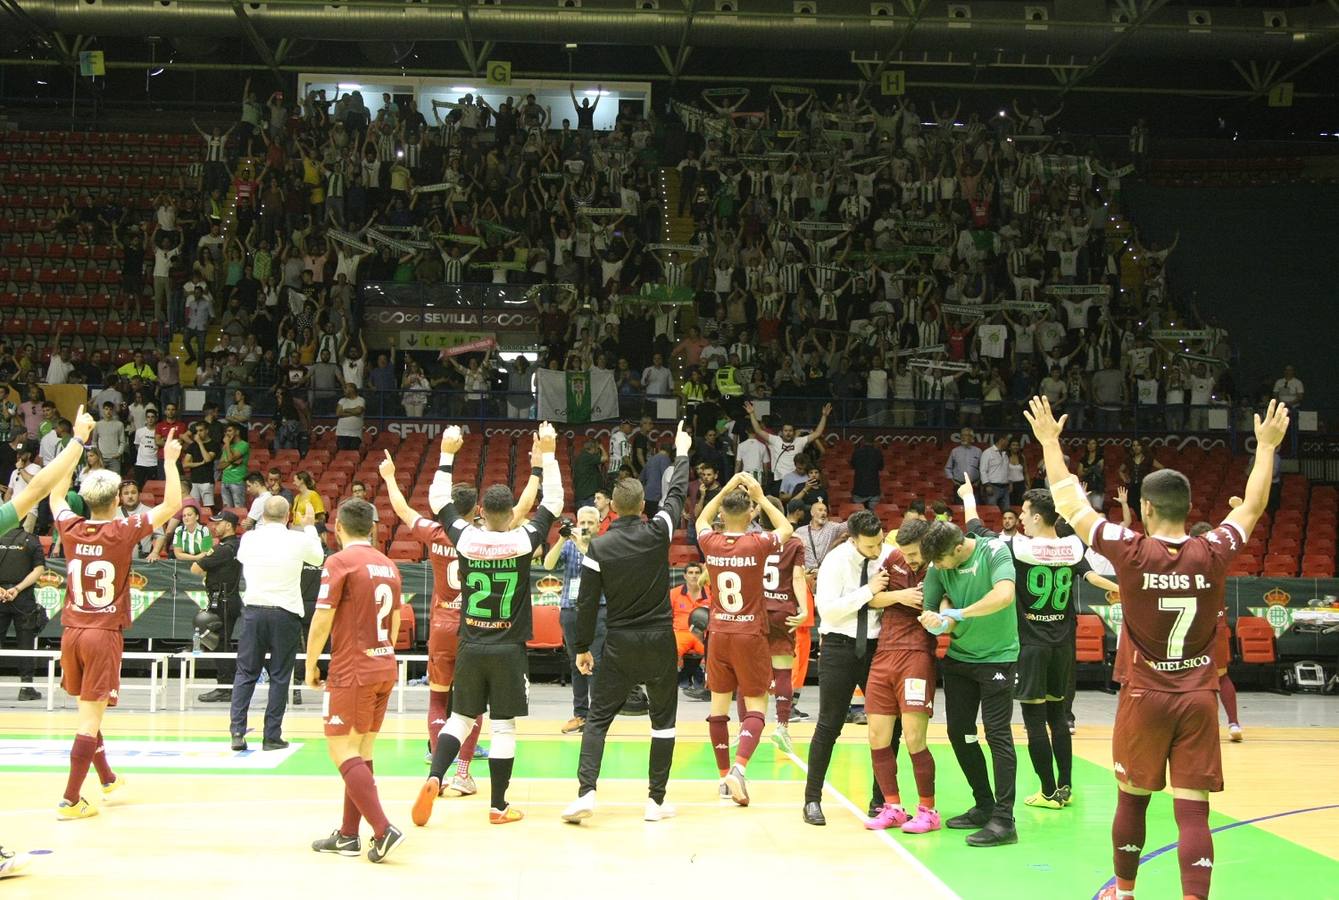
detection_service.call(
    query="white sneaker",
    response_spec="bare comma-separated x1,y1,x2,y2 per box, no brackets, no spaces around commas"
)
771,724,793,755
1229,724,1244,743
718,781,731,803
0,854,29,879
561,791,596,824
644,799,677,822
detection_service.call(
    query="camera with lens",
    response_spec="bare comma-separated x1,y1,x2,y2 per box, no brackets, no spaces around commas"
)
558,518,575,538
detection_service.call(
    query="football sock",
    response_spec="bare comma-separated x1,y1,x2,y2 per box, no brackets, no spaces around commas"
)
1173,798,1213,900
457,715,484,777
1046,700,1073,788
772,668,793,726
427,690,450,753
429,731,463,783
870,745,902,807
1218,674,1239,726
734,711,766,767
65,734,96,805
92,732,115,785
339,757,389,841
707,715,731,775
488,757,514,811
342,760,372,837
1112,790,1152,887
1021,702,1057,795
910,748,936,808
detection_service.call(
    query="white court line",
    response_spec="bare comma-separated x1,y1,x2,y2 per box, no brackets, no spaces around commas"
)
0,797,796,817
783,750,960,900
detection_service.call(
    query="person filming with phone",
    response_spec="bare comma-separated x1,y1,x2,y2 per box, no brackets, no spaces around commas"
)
545,505,605,735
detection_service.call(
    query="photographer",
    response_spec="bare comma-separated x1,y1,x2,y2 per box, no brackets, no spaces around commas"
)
0,523,47,701
544,506,605,735
191,511,243,703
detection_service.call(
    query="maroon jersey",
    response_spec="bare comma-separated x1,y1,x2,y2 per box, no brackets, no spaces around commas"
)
763,537,804,615
411,516,462,631
316,542,401,687
1089,518,1245,692
876,548,932,654
57,510,155,632
699,530,781,636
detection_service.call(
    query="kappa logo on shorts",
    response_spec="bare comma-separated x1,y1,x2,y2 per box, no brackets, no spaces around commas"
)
327,716,345,726
1113,762,1127,776
992,672,1006,682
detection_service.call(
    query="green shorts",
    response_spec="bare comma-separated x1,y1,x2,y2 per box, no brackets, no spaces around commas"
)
0,501,19,534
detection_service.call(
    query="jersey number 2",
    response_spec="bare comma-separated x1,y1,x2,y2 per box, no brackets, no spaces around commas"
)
374,583,394,642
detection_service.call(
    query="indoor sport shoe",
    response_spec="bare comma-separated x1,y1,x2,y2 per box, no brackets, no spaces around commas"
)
367,825,405,863
718,781,731,802
1057,785,1074,807
311,830,361,857
1095,886,1132,900
1229,724,1244,743
901,806,942,834
864,803,909,831
1023,790,1064,810
16,686,41,702
56,797,98,821
946,807,990,830
724,765,750,807
771,724,793,755
0,852,28,880
965,820,1018,847
412,777,440,826
644,799,676,822
489,805,524,825
448,773,477,797
101,774,123,797
561,791,596,824
561,716,586,735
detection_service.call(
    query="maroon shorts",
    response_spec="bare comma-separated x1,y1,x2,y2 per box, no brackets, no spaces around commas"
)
60,627,123,706
706,632,772,698
428,612,460,686
323,680,395,737
1211,620,1231,672
865,649,937,717
1112,687,1223,792
766,608,797,657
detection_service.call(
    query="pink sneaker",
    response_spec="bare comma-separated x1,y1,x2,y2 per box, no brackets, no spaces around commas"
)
901,805,942,834
864,803,909,830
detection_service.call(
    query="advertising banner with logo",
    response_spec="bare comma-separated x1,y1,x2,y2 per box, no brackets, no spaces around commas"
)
359,282,544,349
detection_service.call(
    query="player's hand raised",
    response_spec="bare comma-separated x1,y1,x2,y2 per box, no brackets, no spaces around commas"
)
1115,485,1128,505
740,472,765,501
162,429,183,465
674,419,692,457
378,449,396,481
957,480,975,502
72,405,95,443
440,425,464,455
536,421,557,454
1023,395,1067,443
529,437,542,469
1253,399,1290,450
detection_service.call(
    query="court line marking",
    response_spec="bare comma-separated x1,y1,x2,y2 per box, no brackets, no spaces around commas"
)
783,750,960,900
1091,803,1339,899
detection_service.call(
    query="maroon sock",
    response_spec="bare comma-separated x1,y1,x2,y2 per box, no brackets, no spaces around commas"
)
340,759,371,837
456,715,483,777
91,732,115,785
1112,790,1152,885
734,711,766,767
735,694,747,724
910,748,936,808
870,745,901,806
427,690,450,753
772,668,793,726
1173,798,1213,900
1218,674,1239,726
338,757,389,841
707,715,731,775
65,734,96,805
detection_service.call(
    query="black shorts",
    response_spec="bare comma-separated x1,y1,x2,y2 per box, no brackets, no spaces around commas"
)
450,642,529,719
1015,642,1073,702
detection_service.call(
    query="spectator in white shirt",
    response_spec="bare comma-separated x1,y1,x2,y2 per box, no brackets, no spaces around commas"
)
1272,365,1304,408
38,418,69,466
744,400,831,492
641,352,673,397
93,402,127,473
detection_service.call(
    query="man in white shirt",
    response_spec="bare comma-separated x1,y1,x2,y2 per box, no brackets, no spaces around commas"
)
45,348,75,385
641,353,673,397
38,419,69,467
93,403,126,474
1187,362,1215,432
802,511,894,825
745,400,832,494
978,434,1011,511
735,433,769,483
229,494,325,751
608,420,632,475
1272,365,1304,408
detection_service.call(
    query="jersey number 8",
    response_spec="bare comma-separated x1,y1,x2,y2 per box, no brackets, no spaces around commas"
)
716,571,744,613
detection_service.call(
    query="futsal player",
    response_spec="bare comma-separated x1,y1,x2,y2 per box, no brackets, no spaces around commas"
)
1026,395,1288,900
1190,516,1244,742
50,412,183,819
695,472,793,806
304,498,406,863
863,518,939,834
413,423,562,826
959,482,1118,808
759,521,809,755
381,446,542,795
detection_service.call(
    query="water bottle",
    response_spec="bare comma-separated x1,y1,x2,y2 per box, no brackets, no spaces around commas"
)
192,629,202,656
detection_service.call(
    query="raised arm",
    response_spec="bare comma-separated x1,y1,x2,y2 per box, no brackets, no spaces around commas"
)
428,426,464,515
1024,395,1099,544
745,473,793,544
378,451,420,528
696,471,746,536
32,407,95,520
1227,400,1289,537
149,430,185,529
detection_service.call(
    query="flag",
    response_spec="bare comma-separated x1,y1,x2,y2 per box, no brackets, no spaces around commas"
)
536,369,618,423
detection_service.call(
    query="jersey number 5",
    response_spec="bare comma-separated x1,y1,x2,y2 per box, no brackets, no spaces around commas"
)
762,555,781,591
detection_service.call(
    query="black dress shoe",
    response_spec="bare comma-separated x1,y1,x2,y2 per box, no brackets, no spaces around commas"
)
198,688,231,703
965,820,1018,847
946,807,991,830
231,734,248,752
802,801,827,826
262,738,290,751
17,686,41,701
293,690,303,706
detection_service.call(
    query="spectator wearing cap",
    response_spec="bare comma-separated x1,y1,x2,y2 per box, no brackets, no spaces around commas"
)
192,509,244,703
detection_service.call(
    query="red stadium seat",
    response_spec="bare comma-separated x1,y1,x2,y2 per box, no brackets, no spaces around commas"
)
526,604,564,651
1075,614,1111,689
1235,616,1279,690
387,541,423,562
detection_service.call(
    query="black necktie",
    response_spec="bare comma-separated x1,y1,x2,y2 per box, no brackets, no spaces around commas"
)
855,557,870,658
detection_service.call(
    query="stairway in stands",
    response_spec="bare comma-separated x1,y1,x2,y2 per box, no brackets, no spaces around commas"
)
658,167,695,243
